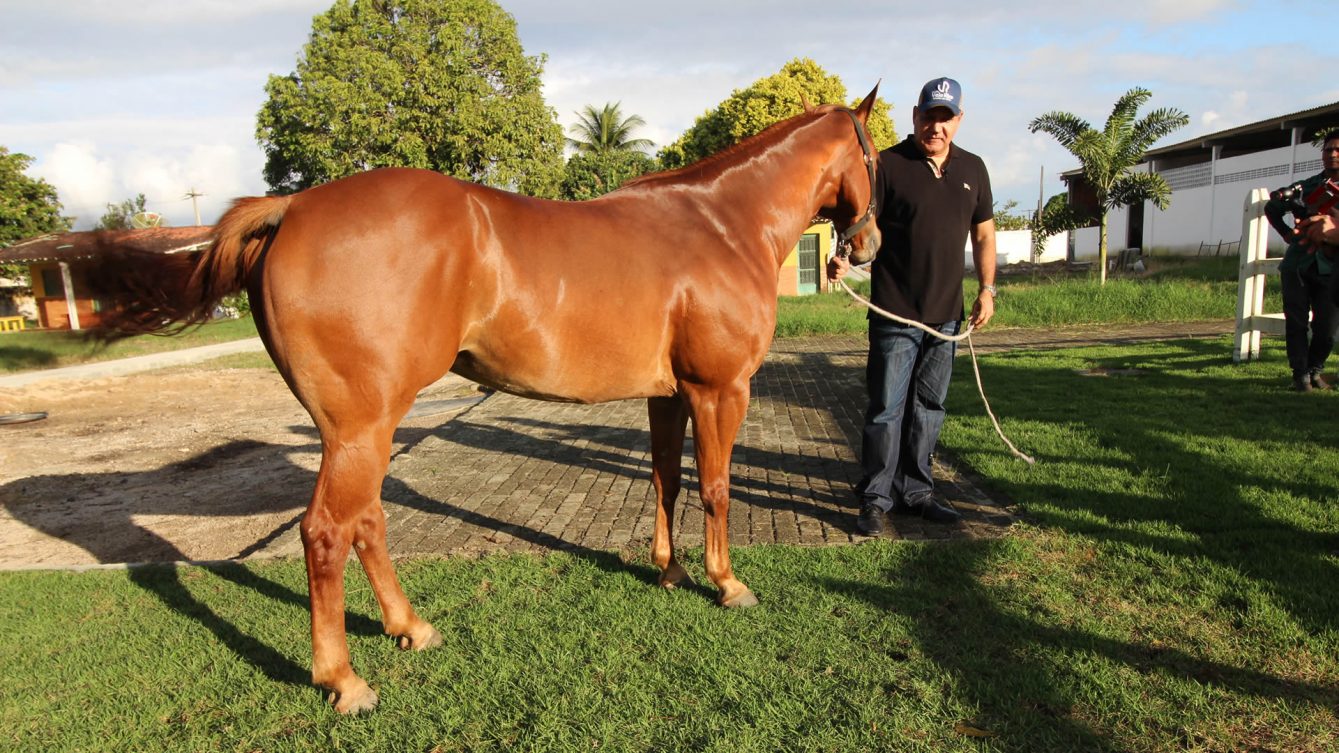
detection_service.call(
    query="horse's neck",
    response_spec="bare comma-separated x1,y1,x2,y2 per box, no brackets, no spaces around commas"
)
700,117,841,267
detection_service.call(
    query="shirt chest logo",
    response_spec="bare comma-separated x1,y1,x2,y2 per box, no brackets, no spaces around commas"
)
963,182,972,191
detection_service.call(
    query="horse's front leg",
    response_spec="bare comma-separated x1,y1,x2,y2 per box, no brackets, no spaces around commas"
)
648,397,692,589
683,382,758,608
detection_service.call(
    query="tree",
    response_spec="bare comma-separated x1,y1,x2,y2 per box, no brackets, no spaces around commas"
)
1030,192,1093,262
568,103,654,155
256,0,565,198
658,58,896,169
96,193,151,230
1029,88,1188,283
0,146,71,282
560,149,657,201
992,200,1032,232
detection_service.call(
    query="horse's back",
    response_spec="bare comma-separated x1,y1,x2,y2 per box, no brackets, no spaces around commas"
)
253,168,740,405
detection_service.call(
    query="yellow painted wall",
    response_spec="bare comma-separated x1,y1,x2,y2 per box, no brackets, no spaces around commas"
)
778,221,834,296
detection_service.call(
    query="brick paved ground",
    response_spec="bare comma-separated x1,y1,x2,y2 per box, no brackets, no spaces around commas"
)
372,335,1002,562
372,320,1233,559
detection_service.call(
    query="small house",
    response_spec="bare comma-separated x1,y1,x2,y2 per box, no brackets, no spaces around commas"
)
0,227,212,330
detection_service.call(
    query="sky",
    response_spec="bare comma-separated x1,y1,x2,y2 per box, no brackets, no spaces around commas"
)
4,0,1338,230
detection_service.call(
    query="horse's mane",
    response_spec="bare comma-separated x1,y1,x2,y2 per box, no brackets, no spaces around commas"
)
621,103,848,190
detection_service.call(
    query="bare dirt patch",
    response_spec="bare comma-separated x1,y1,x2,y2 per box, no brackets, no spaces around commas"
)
0,367,478,569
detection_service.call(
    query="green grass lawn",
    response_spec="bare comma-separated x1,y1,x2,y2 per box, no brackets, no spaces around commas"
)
777,257,1273,337
2,338,1335,752
0,316,259,373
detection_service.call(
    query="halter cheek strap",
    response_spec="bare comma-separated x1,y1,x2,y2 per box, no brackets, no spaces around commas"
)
836,109,878,256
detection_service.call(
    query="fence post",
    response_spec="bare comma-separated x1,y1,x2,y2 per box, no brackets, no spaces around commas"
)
1233,188,1278,363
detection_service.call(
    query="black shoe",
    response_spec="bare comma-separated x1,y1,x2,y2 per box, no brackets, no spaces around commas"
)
1293,373,1313,393
890,499,921,516
918,500,962,524
856,503,886,535
1310,371,1330,391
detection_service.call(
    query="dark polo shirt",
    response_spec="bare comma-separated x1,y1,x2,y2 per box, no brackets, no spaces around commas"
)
869,137,993,323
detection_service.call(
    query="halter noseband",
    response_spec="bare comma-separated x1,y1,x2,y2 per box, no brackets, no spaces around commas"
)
835,108,878,259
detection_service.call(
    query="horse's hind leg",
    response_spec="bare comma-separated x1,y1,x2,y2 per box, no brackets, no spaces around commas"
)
648,397,691,589
301,417,438,714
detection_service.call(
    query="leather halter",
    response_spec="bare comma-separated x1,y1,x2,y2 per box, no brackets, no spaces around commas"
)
835,108,878,258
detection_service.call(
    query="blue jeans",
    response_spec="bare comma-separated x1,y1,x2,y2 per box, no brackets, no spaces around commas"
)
858,318,959,512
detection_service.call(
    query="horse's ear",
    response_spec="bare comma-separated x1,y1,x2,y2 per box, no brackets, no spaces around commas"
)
800,94,815,113
853,82,880,124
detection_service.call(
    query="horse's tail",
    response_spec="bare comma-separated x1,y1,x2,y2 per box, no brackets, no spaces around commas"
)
87,195,294,340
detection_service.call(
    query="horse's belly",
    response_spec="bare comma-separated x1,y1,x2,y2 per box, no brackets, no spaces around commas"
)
450,350,676,404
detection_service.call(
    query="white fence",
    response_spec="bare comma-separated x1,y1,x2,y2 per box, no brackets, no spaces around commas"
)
1233,187,1283,363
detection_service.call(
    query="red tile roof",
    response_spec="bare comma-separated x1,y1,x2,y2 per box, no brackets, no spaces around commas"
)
0,226,214,264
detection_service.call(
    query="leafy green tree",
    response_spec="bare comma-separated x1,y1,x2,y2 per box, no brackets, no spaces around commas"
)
568,103,654,155
1030,192,1093,262
1029,88,1188,283
0,146,71,281
658,58,895,169
992,200,1032,232
257,0,565,197
96,193,151,230
560,149,657,200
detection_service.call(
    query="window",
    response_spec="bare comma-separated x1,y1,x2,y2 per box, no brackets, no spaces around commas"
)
797,233,820,289
40,268,62,298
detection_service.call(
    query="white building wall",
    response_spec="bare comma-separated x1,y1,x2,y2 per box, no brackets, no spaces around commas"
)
1068,141,1323,258
964,230,1067,269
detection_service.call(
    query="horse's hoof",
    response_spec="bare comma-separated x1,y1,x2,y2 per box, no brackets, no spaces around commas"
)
719,587,760,609
658,562,693,590
331,681,379,715
397,624,443,651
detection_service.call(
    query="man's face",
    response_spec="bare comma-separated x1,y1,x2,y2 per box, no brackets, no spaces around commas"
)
912,106,962,159
1323,137,1339,175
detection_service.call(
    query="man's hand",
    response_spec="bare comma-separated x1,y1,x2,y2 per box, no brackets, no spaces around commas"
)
969,289,995,329
1299,211,1339,247
827,253,851,283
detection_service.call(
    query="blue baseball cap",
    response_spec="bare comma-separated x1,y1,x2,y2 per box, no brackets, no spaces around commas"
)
917,77,962,116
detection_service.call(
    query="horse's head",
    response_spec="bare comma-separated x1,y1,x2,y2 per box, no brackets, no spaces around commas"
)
815,84,882,265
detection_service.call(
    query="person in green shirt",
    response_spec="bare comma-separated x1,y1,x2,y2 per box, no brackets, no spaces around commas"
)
1264,131,1339,392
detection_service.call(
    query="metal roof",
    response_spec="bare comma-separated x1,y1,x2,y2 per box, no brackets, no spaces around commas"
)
1060,100,1339,178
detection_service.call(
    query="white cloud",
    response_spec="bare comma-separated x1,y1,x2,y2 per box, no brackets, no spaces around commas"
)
35,143,118,227
29,140,264,229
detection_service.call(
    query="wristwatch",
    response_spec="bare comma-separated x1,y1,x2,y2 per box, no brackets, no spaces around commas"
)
981,284,997,296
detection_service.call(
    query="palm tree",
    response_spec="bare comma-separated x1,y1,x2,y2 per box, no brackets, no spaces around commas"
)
1029,88,1189,283
567,102,654,155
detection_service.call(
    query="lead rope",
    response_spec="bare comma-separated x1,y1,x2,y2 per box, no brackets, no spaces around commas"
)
836,277,1035,465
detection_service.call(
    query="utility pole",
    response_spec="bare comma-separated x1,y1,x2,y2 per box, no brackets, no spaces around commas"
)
1034,165,1045,262
185,187,204,226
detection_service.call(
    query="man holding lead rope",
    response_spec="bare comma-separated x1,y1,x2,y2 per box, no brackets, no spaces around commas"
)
828,76,997,535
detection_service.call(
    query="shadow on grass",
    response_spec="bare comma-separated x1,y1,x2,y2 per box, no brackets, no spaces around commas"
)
0,344,58,371
811,336,1339,745
816,539,1338,750
945,337,1339,636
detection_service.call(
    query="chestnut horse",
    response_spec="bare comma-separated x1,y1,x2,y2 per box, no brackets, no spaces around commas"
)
89,88,882,713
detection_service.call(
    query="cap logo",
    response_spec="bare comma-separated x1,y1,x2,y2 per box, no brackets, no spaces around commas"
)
931,81,955,103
